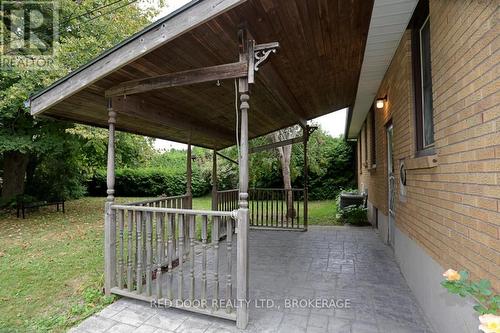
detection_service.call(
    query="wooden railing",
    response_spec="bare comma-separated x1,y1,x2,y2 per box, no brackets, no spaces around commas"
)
107,204,238,320
216,189,239,212
216,189,238,238
124,194,190,209
249,188,306,230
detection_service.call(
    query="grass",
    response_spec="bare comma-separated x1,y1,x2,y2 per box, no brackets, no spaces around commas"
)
0,196,338,332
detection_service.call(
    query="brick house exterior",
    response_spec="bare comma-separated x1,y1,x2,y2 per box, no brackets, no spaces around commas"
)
348,1,498,332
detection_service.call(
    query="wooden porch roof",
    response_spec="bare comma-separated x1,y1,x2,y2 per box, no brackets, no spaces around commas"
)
30,0,373,150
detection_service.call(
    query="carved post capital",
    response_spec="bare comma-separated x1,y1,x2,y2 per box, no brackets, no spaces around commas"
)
240,94,250,110
108,110,117,124
238,192,249,209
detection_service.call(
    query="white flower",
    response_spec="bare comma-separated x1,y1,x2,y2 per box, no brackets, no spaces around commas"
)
479,314,500,333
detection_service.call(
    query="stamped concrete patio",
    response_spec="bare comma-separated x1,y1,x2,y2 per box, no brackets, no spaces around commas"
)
70,226,434,333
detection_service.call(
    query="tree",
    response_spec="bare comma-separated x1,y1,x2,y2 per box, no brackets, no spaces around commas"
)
0,0,158,203
270,126,301,218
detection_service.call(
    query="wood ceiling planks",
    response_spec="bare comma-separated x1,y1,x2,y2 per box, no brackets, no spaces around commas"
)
37,0,373,149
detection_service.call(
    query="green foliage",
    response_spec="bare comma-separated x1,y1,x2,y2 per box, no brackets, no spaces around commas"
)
69,126,155,178
306,130,356,200
0,1,157,203
441,270,499,315
88,167,211,198
246,127,355,199
26,134,87,201
336,205,368,226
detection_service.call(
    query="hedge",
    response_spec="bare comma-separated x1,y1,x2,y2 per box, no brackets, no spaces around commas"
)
87,168,211,197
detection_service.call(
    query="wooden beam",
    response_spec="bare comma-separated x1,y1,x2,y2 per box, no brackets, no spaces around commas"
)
112,95,234,143
249,135,305,154
30,0,246,115
105,61,248,98
216,152,238,165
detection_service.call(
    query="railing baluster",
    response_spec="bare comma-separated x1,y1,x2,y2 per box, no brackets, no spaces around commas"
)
136,211,143,294
156,212,164,299
189,215,196,301
212,216,220,310
184,213,189,260
145,212,153,296
250,190,254,226
226,218,233,313
286,190,290,228
167,213,174,300
169,200,177,260
265,193,269,227
281,190,284,227
275,190,278,227
261,190,264,226
178,214,184,300
127,210,134,291
296,191,300,228
201,215,208,308
118,209,125,289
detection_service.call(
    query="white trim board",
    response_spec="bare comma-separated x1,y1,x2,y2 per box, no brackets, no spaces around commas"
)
348,0,419,138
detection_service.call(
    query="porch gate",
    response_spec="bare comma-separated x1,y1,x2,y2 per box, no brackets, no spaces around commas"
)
106,195,238,321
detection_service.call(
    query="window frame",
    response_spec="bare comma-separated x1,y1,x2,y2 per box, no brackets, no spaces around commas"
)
411,0,435,156
358,133,363,174
370,108,377,167
363,122,368,168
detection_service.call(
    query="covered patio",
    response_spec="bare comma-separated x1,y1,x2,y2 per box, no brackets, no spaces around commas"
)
27,0,429,330
69,226,433,333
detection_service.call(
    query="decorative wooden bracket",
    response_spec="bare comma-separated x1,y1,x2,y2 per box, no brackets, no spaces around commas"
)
254,42,279,71
247,41,279,84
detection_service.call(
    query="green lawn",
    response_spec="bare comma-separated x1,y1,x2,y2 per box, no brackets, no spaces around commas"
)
0,196,337,332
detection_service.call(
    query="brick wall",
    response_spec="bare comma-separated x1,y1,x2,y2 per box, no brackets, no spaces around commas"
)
357,0,499,290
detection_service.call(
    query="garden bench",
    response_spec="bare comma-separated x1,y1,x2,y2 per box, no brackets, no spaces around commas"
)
16,198,65,219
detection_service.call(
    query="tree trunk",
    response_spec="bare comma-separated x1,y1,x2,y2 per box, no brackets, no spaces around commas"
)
1,151,29,201
272,131,296,219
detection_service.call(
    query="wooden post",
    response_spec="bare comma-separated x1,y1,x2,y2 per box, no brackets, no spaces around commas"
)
236,27,250,329
236,92,250,329
211,150,218,211
186,144,193,209
185,144,192,259
303,126,309,230
104,98,117,295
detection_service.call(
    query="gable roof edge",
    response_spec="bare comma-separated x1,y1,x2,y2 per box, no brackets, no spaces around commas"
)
29,0,246,115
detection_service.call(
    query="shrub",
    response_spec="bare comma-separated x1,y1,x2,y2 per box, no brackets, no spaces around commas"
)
87,167,211,197
336,205,368,226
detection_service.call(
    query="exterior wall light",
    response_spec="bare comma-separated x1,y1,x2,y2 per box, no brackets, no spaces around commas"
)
376,96,387,109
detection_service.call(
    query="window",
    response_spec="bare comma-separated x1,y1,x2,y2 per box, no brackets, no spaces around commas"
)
370,109,376,166
358,134,362,174
363,122,368,167
411,0,434,154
